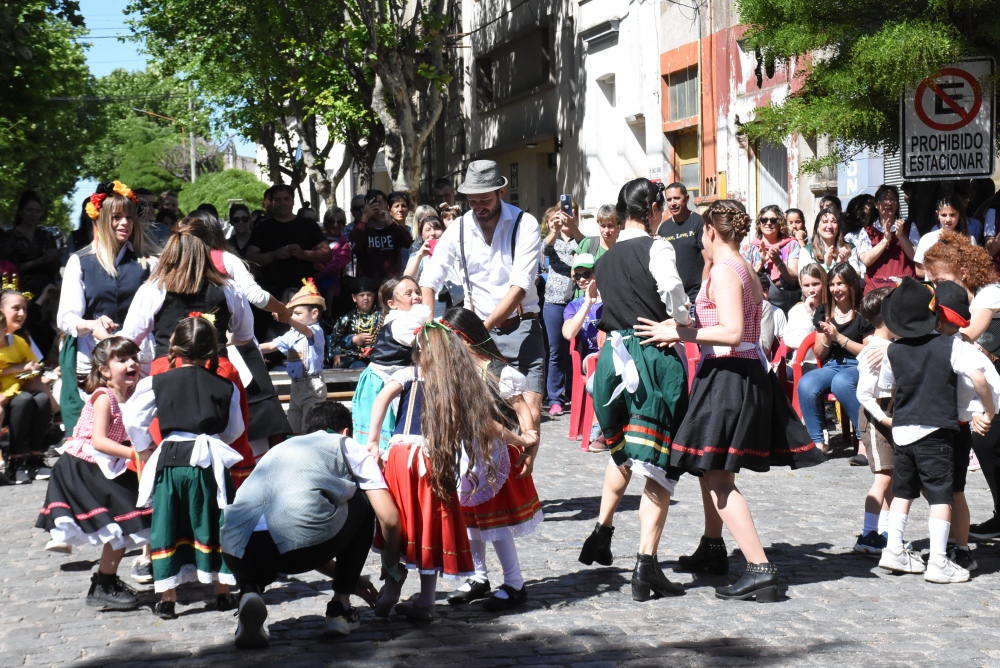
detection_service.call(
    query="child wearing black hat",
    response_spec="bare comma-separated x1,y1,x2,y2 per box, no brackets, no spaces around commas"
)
328,277,382,369
934,280,1000,571
876,277,995,583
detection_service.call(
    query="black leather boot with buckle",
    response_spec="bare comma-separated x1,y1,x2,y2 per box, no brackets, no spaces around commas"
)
715,562,779,602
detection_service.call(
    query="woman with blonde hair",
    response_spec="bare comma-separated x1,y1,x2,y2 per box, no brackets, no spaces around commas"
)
57,181,157,433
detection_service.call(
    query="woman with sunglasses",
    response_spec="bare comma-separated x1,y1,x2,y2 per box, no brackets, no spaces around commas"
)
742,205,800,315
226,204,254,259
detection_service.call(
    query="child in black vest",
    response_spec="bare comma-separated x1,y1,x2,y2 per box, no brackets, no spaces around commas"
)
876,277,994,583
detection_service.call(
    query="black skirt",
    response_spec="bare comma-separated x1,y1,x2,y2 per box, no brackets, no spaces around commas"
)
35,455,152,548
671,357,825,475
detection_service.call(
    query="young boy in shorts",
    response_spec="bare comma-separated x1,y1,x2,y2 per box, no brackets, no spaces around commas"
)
854,287,895,554
876,278,994,583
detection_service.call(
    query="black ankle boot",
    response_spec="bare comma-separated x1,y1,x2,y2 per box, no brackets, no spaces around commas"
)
715,562,779,602
677,535,729,574
579,523,615,566
631,553,685,601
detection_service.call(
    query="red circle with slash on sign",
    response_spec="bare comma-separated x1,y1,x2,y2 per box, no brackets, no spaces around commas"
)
914,67,983,132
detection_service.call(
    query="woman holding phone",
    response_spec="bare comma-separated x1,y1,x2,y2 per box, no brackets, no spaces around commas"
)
542,201,583,416
403,215,450,317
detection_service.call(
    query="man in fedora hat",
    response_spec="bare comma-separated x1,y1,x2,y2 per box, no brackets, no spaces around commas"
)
419,159,544,463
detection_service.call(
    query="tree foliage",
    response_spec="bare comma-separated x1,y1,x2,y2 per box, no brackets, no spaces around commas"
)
0,0,94,225
176,169,268,216
737,0,998,170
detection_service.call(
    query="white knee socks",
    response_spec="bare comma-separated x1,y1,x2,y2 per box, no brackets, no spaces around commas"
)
929,517,951,563
887,512,908,551
470,538,489,584
493,536,523,594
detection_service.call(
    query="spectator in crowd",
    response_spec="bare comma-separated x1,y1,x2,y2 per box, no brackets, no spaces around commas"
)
261,187,274,217
656,182,707,305
6,190,61,298
196,203,219,219
561,254,604,451
350,190,413,287
856,184,916,294
346,194,366,236
914,195,977,277
403,215,450,317
387,192,411,228
154,208,178,237
799,208,855,274
819,194,842,213
571,204,619,299
298,205,319,222
541,204,583,416
246,184,330,339
438,204,462,226
69,201,93,253
327,278,381,369
783,262,827,377
743,205,800,314
315,206,352,319
250,209,267,225
157,190,180,216
955,181,985,244
785,208,807,244
226,203,254,258
134,188,169,248
796,262,871,455
432,177,457,207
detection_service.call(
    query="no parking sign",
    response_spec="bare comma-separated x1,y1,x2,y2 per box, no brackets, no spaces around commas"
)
901,57,995,180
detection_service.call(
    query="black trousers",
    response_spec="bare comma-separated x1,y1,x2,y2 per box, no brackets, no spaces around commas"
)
8,390,51,456
971,358,1000,516
223,491,375,595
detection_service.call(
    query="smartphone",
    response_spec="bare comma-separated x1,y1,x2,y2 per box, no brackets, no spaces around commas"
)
427,238,438,256
560,194,573,215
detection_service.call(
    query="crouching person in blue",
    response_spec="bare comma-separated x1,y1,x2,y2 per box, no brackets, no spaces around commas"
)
221,402,402,648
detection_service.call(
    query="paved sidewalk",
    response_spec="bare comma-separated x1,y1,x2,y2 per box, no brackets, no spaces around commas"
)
3,415,1000,667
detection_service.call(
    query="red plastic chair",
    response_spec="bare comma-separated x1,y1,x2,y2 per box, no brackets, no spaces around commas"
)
580,352,599,451
568,336,586,441
790,332,853,444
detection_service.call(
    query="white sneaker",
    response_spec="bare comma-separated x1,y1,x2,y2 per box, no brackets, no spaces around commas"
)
879,544,926,574
45,538,72,554
924,557,970,584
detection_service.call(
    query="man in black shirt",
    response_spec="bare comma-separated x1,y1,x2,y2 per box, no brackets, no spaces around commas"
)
655,182,710,302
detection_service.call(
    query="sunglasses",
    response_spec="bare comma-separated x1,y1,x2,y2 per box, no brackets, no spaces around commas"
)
760,217,779,224
573,270,594,280
231,216,250,223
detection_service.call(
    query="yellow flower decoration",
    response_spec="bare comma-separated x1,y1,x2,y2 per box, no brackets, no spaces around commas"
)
85,202,100,220
112,181,133,199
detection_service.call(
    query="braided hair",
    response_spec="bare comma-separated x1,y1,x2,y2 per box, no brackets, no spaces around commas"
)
615,178,666,233
705,199,753,245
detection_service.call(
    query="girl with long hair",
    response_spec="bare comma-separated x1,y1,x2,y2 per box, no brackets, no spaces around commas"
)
799,208,854,274
366,322,505,621
914,195,976,276
123,317,246,619
635,200,823,602
783,263,828,372
576,178,692,602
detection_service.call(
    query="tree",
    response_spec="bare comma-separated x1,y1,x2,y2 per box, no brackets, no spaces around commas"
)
176,169,269,216
129,0,384,206
736,0,995,170
0,0,95,226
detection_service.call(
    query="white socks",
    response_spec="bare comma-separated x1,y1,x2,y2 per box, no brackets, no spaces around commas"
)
469,538,489,584
863,512,880,534
493,537,523,594
887,512,908,551
878,510,890,534
928,517,951,563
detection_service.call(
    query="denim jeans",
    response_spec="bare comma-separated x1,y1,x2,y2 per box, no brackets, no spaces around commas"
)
796,358,861,444
542,302,570,407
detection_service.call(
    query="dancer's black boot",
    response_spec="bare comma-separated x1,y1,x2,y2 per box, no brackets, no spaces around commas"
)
631,553,685,601
715,562,779,602
578,523,615,566
677,535,729,574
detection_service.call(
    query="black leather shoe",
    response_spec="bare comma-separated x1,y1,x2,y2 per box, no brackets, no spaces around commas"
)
579,523,615,566
216,592,239,611
482,584,527,611
154,601,177,619
677,536,729,574
631,553,685,601
447,578,491,605
715,562,779,602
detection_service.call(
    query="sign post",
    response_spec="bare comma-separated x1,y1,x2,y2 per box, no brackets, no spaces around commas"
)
901,57,995,180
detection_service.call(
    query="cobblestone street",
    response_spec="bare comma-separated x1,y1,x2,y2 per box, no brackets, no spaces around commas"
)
4,414,1000,667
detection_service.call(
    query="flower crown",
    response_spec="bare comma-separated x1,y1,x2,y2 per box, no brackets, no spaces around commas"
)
85,181,140,221
1,273,32,301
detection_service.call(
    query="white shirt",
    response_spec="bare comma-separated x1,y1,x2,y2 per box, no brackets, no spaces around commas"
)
221,251,272,310
878,335,985,444
120,279,255,355
57,244,158,360
419,202,541,320
616,228,691,326
951,334,1000,421
853,219,920,254
783,302,817,364
856,336,893,423
913,227,977,264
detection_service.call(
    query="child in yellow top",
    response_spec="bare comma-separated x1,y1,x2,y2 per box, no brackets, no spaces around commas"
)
0,316,41,398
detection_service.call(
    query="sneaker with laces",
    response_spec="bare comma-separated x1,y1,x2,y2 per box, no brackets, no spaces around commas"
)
969,514,1000,541
878,544,926,574
5,459,30,485
924,556,970,583
324,600,361,635
853,530,887,554
86,573,139,610
130,557,153,584
28,455,51,481
947,544,978,572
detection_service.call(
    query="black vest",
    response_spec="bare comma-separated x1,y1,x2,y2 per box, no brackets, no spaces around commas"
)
595,236,667,332
152,282,232,358
152,365,235,436
886,333,959,431
368,322,413,367
77,247,150,324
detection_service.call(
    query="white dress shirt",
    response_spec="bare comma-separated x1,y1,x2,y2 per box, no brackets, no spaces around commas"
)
221,251,272,310
419,202,541,320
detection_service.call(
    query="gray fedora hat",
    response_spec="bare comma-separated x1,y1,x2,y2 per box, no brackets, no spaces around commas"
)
457,160,508,195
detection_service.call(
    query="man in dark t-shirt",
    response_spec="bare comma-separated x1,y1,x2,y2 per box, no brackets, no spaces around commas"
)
349,191,413,286
247,185,331,298
655,182,709,302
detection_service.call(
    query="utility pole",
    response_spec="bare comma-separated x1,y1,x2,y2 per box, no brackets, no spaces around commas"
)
189,97,197,183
